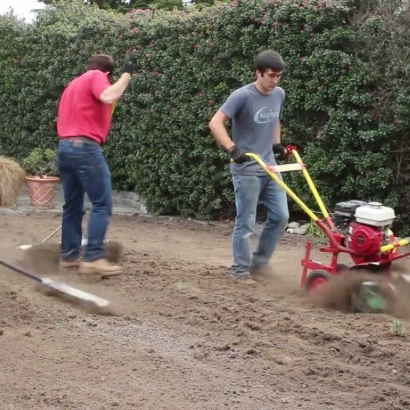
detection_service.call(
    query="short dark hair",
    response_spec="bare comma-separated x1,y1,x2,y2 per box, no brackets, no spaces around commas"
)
254,50,284,73
86,54,114,74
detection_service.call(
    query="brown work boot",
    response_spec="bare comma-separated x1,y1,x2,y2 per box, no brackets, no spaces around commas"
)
79,258,123,277
59,258,81,270
234,274,258,287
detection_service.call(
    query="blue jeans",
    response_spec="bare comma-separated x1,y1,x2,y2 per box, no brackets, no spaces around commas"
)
57,138,113,262
232,174,289,278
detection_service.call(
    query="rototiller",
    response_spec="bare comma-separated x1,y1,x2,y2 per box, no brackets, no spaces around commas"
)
247,145,410,313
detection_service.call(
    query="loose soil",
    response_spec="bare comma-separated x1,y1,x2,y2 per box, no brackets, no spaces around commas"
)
1,212,410,410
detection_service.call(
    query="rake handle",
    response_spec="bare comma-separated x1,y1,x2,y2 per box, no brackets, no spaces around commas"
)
0,258,42,283
40,226,62,245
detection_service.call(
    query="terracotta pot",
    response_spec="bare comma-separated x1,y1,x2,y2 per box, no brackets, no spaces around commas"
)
25,176,60,207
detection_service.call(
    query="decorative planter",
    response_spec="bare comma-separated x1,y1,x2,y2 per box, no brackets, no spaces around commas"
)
25,176,60,207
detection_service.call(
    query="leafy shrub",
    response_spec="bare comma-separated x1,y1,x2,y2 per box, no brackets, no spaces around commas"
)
349,0,410,234
22,148,58,177
0,0,408,234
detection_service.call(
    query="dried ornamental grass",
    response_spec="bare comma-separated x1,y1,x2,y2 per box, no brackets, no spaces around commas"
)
0,156,26,207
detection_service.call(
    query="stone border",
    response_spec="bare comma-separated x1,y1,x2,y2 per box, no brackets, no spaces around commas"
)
7,183,148,215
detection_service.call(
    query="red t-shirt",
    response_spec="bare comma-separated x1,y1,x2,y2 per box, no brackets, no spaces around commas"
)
57,70,113,145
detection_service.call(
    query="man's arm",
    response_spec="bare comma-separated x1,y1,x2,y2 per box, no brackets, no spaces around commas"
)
274,88,285,145
91,55,134,105
98,74,132,105
273,119,281,145
272,88,287,160
208,110,235,152
209,89,245,152
209,89,249,163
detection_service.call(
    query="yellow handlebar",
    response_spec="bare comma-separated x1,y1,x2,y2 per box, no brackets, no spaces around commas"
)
291,150,331,222
380,238,410,253
243,153,319,222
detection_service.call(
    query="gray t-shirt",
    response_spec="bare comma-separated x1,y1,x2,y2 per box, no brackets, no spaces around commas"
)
220,83,285,176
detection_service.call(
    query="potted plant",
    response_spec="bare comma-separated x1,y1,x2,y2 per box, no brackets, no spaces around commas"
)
22,147,60,207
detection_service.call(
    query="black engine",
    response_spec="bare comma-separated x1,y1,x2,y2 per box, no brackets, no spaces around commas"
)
334,200,368,234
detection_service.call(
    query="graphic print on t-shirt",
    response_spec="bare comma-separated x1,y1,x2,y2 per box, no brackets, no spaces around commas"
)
253,106,280,125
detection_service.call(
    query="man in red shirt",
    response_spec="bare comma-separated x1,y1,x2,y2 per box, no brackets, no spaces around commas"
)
56,54,133,277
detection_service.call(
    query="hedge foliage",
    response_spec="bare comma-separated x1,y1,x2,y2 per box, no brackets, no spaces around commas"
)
0,0,409,233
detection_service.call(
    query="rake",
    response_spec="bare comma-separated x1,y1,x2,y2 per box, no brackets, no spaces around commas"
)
0,258,110,309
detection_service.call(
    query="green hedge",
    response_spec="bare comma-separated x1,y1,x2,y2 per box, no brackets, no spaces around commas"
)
0,0,409,233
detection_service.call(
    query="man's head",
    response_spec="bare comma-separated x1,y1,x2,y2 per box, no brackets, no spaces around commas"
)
254,50,284,94
86,54,114,77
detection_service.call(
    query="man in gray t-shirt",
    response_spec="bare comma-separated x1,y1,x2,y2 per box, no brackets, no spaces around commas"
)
209,50,289,286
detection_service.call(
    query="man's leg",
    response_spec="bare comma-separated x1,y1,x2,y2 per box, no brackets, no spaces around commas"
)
251,175,289,276
231,175,262,286
75,144,122,277
57,141,85,269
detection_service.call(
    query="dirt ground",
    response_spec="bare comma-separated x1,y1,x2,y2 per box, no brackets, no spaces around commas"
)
1,212,410,410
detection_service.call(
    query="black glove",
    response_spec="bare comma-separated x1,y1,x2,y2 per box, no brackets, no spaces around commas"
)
273,143,286,161
121,54,134,75
229,145,248,164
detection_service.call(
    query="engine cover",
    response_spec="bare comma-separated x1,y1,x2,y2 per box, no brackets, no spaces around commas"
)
348,222,383,255
354,202,395,227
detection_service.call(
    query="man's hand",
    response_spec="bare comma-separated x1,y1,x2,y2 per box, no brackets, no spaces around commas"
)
273,143,287,161
229,145,248,164
121,54,134,76
99,55,134,104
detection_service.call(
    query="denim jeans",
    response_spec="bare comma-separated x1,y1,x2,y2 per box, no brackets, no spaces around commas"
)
57,138,113,262
232,174,289,278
